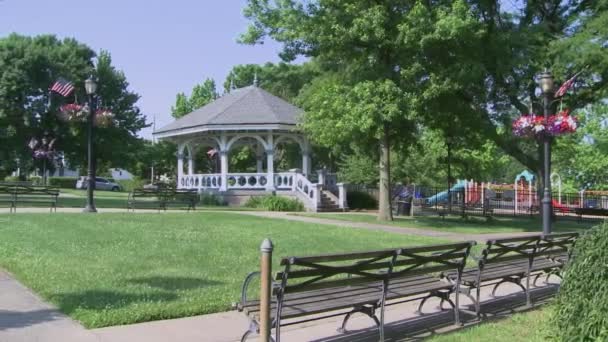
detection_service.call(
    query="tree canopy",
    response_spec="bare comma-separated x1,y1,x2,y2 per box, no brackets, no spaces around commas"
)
0,34,147,177
171,78,217,118
241,0,608,217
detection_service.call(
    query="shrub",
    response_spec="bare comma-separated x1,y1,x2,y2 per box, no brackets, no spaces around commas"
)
199,193,225,206
115,178,146,192
245,195,304,212
29,176,43,185
552,224,608,341
48,177,78,188
347,191,378,210
3,176,21,183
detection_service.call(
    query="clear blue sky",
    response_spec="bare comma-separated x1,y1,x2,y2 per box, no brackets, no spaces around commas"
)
0,0,285,139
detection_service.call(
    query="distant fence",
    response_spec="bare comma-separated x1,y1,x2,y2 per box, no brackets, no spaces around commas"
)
347,184,608,221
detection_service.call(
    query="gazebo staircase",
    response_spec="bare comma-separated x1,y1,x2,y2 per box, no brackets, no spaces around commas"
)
317,189,343,212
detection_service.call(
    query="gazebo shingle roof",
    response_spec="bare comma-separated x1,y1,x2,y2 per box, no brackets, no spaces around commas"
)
155,85,303,135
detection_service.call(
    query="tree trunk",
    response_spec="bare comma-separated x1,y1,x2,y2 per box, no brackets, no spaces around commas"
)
378,124,393,221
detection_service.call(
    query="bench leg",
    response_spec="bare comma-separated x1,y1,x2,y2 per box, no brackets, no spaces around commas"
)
475,285,481,318
415,290,454,315
337,304,380,334
491,276,526,298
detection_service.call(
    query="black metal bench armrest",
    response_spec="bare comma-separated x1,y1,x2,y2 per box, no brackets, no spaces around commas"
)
240,271,260,310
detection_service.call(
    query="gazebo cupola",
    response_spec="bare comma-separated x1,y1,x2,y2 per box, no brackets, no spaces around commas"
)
153,84,313,193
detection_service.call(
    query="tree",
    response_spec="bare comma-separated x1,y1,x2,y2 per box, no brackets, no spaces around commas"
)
0,34,146,176
224,62,320,101
553,103,608,189
298,77,416,220
241,0,608,221
171,78,217,118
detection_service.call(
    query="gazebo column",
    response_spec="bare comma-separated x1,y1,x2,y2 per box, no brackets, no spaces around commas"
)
177,152,184,188
256,144,264,173
302,150,311,177
187,151,195,175
219,150,228,191
266,133,275,190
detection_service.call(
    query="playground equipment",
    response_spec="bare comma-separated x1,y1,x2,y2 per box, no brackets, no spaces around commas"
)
426,181,466,205
418,170,608,219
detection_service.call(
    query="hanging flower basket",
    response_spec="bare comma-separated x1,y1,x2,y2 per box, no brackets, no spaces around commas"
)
512,110,577,138
94,109,114,127
32,149,54,160
58,104,88,122
547,110,577,136
58,104,114,127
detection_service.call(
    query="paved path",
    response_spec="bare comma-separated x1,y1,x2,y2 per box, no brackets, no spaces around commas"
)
0,270,100,342
230,211,540,243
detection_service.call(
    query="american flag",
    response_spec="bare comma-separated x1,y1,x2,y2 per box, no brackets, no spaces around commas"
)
50,78,75,97
554,71,582,98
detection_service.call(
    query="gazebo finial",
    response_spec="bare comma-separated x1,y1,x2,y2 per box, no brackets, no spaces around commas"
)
253,72,259,87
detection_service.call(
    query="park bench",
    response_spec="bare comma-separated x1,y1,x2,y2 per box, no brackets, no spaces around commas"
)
127,189,167,211
164,189,198,211
574,207,608,221
442,232,578,317
127,188,198,212
237,241,475,341
0,184,59,213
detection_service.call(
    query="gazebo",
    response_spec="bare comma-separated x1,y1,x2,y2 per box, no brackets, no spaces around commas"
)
153,84,346,211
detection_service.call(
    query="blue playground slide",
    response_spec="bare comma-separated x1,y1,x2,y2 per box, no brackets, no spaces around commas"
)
426,181,466,205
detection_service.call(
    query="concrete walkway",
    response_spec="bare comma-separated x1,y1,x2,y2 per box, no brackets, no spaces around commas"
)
0,270,100,342
232,211,540,243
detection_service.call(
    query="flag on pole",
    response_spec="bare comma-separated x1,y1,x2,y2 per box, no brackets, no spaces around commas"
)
50,78,75,97
554,71,582,98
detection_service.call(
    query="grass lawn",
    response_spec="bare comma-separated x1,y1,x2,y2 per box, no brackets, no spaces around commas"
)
428,307,552,341
0,212,447,328
293,212,597,234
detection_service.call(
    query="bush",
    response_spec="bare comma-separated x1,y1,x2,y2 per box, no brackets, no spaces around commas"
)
48,177,78,188
245,195,304,212
347,191,378,210
115,178,146,192
3,176,21,183
552,224,608,341
200,193,225,206
29,176,43,185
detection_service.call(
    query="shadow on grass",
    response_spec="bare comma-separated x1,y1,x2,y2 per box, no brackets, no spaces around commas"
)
0,309,62,330
310,286,557,341
126,276,223,291
52,290,178,314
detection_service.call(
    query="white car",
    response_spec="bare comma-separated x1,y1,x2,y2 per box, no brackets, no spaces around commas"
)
76,177,122,191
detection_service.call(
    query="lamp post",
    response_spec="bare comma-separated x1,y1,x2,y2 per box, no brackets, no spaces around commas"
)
83,76,97,213
539,70,554,234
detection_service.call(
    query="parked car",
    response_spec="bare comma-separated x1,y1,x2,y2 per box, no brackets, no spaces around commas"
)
76,177,122,191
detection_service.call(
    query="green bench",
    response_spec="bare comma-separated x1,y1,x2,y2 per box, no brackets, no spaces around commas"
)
0,184,59,213
237,241,475,341
442,232,578,317
127,188,198,212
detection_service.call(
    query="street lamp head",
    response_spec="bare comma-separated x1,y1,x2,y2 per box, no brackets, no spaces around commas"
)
539,70,554,94
84,75,97,95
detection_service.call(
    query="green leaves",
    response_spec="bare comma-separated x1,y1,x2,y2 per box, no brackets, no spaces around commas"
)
553,223,608,341
171,78,217,119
